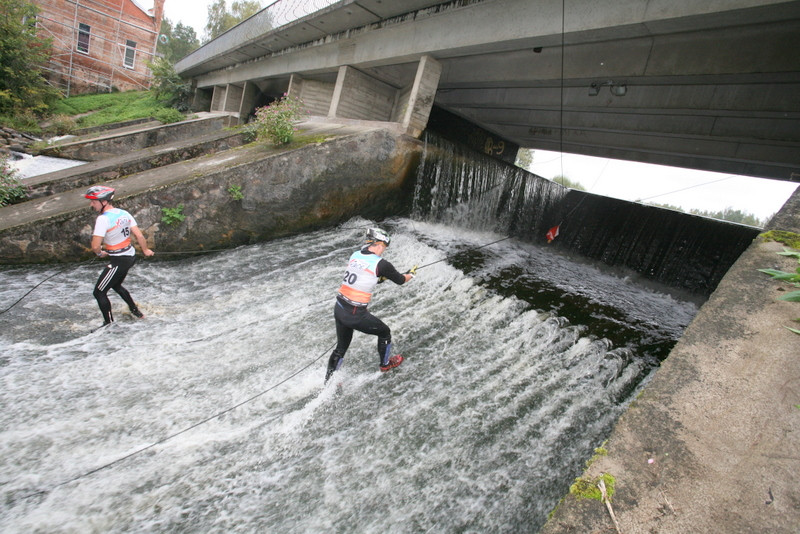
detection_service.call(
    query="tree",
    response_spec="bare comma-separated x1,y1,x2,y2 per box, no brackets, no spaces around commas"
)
204,0,266,42
148,57,193,111
689,207,764,227
551,175,586,191
157,18,200,63
0,0,59,117
515,148,532,170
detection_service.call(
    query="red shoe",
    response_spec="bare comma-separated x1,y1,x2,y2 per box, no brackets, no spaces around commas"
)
380,355,404,372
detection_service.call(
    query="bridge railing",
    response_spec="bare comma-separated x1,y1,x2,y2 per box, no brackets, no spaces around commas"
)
175,0,339,75
264,0,339,27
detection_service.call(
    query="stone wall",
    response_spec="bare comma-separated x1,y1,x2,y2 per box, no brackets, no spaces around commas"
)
0,128,422,263
35,116,228,161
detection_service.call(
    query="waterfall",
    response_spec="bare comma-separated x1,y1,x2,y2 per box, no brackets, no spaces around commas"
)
412,132,760,296
412,132,567,238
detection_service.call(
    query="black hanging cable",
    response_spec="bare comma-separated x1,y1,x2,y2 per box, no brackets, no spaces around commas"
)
0,257,97,315
558,0,566,186
415,235,513,271
16,341,336,502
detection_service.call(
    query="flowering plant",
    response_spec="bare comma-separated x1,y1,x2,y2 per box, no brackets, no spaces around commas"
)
251,94,306,145
0,155,27,207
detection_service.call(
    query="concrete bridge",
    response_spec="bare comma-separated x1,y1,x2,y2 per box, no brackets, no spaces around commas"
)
175,0,800,183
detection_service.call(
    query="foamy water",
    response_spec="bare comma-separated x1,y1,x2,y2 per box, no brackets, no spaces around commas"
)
0,218,697,532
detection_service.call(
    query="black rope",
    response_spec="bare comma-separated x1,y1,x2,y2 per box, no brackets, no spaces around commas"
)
17,341,335,502
0,258,97,315
415,235,513,271
558,0,566,186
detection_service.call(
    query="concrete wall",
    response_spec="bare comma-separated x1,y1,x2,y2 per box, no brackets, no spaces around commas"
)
288,75,336,117
36,116,228,161
0,129,421,263
26,131,246,199
329,66,396,121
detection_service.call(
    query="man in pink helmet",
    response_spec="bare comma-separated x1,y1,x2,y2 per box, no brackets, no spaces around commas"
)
85,185,154,327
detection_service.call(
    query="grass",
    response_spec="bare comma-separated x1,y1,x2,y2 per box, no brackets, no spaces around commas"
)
49,91,178,129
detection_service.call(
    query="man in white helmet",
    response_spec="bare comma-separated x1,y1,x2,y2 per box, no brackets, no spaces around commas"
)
85,185,154,327
326,228,415,382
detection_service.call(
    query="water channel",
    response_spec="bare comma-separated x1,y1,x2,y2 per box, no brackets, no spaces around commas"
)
0,137,701,532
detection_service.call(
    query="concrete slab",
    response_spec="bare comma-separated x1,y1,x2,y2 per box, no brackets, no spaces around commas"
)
541,186,800,533
23,128,246,199
0,119,381,234
36,114,230,161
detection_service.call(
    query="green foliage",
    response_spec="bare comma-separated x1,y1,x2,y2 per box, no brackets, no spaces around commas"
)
570,473,616,501
761,230,800,250
689,207,763,227
228,184,244,201
157,18,200,63
204,0,268,41
0,0,60,117
0,111,43,135
43,114,77,136
515,148,532,170
649,203,766,227
153,108,185,124
551,175,586,191
148,57,193,112
51,91,176,129
759,245,800,335
161,204,186,225
249,94,306,145
0,154,28,206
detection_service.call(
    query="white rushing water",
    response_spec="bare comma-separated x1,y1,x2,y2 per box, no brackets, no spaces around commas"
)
9,152,85,180
0,218,697,533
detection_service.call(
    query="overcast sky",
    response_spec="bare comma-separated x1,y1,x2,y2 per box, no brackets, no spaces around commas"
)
155,0,798,220
529,150,797,221
161,0,213,38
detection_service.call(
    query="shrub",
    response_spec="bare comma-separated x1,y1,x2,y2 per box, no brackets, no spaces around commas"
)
0,154,28,206
250,94,306,145
161,204,186,225
148,57,193,112
153,108,184,124
228,184,243,200
44,114,77,135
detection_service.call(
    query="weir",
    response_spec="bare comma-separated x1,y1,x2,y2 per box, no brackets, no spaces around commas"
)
0,119,785,532
414,132,760,296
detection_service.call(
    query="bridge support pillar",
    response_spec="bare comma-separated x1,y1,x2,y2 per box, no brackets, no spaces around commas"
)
237,81,259,124
328,65,396,122
396,55,442,137
287,74,336,116
322,55,441,137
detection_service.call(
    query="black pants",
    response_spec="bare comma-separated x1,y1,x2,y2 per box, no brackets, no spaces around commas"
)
327,298,392,379
93,255,137,324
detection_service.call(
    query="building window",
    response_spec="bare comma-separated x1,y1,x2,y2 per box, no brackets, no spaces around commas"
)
124,40,136,69
77,23,90,54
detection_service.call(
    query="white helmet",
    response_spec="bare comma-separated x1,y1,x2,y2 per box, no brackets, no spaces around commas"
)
366,228,391,246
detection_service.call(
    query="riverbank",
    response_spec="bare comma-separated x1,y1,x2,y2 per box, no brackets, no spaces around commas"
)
541,187,800,532
0,117,420,263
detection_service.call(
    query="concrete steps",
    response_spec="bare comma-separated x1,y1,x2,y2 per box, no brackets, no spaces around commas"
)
0,117,414,263
25,128,247,199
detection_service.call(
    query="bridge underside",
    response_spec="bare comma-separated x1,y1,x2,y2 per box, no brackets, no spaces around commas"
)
176,0,800,182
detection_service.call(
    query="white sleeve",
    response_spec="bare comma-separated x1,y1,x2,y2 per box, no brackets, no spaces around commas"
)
93,215,109,237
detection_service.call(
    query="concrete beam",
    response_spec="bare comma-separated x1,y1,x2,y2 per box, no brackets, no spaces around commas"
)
176,0,800,181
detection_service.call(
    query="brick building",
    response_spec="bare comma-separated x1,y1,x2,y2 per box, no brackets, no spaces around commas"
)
33,0,165,95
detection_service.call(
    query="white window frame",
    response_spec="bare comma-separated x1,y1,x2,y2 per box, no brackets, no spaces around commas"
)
77,23,90,54
123,39,137,69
